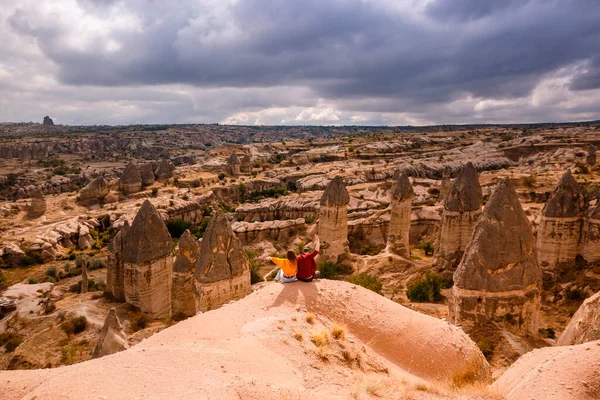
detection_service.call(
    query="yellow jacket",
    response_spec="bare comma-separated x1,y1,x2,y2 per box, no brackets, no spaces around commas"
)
270,257,297,277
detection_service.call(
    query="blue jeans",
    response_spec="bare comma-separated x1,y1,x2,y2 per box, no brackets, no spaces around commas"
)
275,269,297,283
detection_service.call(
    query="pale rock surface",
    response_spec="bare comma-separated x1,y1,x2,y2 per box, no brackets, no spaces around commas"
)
172,230,200,318
194,212,251,312
92,308,129,359
557,290,600,345
318,176,350,261
450,180,542,334
119,162,142,194
27,189,46,218
387,171,414,257
78,177,110,204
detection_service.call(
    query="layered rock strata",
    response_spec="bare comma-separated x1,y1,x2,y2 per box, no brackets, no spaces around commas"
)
122,201,173,318
119,162,142,194
537,170,588,272
387,171,414,257
194,212,251,312
318,176,350,261
450,180,542,334
434,162,483,280
172,230,201,318
439,166,452,203
91,308,129,359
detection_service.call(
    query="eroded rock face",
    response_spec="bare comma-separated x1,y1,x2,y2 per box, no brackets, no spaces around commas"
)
155,159,175,181
240,155,252,174
537,170,588,271
450,180,542,334
582,202,600,263
172,230,201,318
319,176,350,261
43,116,54,126
119,162,142,194
557,291,600,346
78,177,110,204
194,212,251,312
27,189,46,218
387,171,414,257
139,163,155,186
92,308,129,359
586,144,597,166
435,162,483,279
439,166,452,203
107,223,128,302
226,153,241,176
122,200,173,318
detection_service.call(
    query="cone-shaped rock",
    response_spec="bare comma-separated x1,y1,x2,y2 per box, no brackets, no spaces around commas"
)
155,159,175,181
92,308,129,359
119,162,142,194
388,172,414,257
240,155,252,173
435,163,483,279
27,189,46,218
122,201,172,318
319,176,350,261
194,212,250,312
450,180,542,334
538,170,588,271
226,154,240,176
172,230,201,318
139,163,155,186
557,290,600,346
78,177,110,204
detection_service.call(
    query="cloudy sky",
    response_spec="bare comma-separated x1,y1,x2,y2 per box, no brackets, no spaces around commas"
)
1,0,599,126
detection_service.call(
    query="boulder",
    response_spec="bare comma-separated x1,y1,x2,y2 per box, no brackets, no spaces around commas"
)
78,177,110,204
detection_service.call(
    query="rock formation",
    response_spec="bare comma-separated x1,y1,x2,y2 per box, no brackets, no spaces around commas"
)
586,144,597,166
318,176,350,261
119,162,142,195
194,212,251,312
557,290,600,346
226,153,240,176
537,170,588,272
78,177,110,204
27,189,46,218
172,230,201,318
240,155,252,174
434,162,483,280
91,308,129,359
81,257,88,294
139,163,155,186
439,166,452,203
107,222,128,302
122,200,173,318
582,201,600,263
155,159,175,181
449,180,542,334
42,116,54,126
387,171,414,257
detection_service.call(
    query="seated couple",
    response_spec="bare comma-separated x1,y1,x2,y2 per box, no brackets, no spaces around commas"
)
270,235,320,283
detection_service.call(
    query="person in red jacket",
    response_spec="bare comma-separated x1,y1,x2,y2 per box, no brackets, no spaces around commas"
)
296,235,320,282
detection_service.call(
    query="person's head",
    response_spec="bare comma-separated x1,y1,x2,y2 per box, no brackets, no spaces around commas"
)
286,250,297,263
303,247,310,254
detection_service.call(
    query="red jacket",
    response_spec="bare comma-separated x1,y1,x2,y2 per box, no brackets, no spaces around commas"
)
296,250,319,280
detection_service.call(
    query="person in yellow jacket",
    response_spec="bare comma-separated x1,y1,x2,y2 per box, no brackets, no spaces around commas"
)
270,250,298,283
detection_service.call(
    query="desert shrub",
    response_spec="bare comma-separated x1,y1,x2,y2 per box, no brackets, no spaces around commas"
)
190,217,212,239
217,173,225,181
304,215,315,225
476,338,495,360
521,174,537,188
151,187,159,197
358,244,383,256
46,266,58,279
575,162,589,174
317,261,353,280
167,219,190,238
418,239,435,256
88,257,107,270
0,332,24,352
348,273,383,294
20,251,43,267
406,273,443,303
538,327,556,339
130,313,151,332
28,277,38,284
61,346,77,361
245,249,264,284
73,316,88,334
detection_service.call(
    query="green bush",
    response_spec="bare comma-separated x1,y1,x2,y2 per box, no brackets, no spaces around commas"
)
28,277,38,284
190,217,212,239
304,215,315,225
218,173,225,181
348,273,383,294
46,266,58,279
406,273,443,303
166,219,190,238
151,187,159,197
73,316,88,334
317,261,354,280
358,244,383,256
245,249,264,284
130,313,151,332
0,332,24,352
418,240,435,256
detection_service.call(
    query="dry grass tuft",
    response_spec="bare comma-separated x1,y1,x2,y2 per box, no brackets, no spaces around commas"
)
331,323,346,341
451,358,490,389
294,331,303,341
305,313,315,324
310,329,330,347
314,344,332,361
365,380,383,397
291,316,297,321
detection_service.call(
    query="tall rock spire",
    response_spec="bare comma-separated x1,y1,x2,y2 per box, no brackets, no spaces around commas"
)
387,171,415,257
92,308,129,359
450,180,542,334
172,230,201,318
318,176,350,261
119,162,142,194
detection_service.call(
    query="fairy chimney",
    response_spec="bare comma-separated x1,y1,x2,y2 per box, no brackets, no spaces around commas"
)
92,308,129,359
537,170,588,273
319,176,350,262
139,163,155,186
78,177,110,204
226,154,241,176
449,180,542,334
586,144,597,166
106,222,129,302
582,201,600,263
439,166,452,203
240,155,252,174
27,189,46,218
155,159,175,181
119,162,142,194
387,171,415,257
172,230,201,318
122,201,173,318
194,212,251,312
434,162,483,280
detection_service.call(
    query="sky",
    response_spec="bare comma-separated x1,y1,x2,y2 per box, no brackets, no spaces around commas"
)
1,0,599,126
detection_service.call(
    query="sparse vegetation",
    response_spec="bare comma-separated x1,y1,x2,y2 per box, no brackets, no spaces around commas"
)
0,332,24,353
166,218,190,238
130,313,151,332
538,327,556,339
245,249,264,284
317,261,353,280
305,313,315,324
61,315,88,336
406,273,444,303
348,273,383,295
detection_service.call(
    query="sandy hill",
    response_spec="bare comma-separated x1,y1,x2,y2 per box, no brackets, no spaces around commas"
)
0,280,496,400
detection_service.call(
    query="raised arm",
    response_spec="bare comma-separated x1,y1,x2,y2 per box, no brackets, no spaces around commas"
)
313,234,320,252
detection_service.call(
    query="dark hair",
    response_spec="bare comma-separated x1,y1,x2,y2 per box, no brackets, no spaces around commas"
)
303,248,309,253
286,250,297,262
